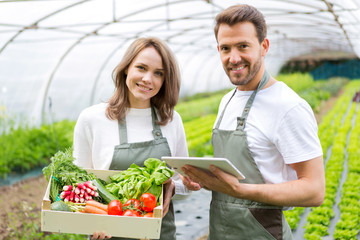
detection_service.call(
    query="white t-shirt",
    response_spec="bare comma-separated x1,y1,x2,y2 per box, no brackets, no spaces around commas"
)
214,81,323,184
73,102,190,199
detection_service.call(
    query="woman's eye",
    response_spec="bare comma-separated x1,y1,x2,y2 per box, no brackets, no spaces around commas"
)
155,71,163,77
137,65,145,70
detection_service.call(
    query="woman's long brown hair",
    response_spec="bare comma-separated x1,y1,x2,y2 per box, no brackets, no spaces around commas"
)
106,37,181,125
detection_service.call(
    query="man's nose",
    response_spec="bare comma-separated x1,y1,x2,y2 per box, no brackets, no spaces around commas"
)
229,50,241,64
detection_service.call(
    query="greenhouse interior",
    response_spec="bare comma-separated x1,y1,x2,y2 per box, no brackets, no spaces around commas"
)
0,0,359,239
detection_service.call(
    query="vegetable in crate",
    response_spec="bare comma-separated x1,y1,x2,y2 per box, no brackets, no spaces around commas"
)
105,158,174,204
42,148,96,202
50,201,72,212
92,178,118,204
140,193,157,212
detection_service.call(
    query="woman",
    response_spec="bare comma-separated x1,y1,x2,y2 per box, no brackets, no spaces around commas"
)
73,37,190,240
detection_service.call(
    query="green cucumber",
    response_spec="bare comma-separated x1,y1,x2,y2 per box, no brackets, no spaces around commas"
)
92,178,118,204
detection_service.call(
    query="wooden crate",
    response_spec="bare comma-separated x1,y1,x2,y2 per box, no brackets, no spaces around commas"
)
41,169,163,239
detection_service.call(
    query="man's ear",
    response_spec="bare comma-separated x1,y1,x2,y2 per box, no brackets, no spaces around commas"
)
261,38,269,56
217,45,220,52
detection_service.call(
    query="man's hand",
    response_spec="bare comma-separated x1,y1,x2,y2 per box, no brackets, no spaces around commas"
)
91,231,111,240
179,174,202,191
182,164,239,196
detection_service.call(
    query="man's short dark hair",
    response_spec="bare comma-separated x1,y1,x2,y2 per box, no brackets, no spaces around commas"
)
214,4,267,43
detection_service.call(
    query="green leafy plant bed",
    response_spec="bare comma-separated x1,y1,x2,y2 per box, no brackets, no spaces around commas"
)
285,80,360,240
0,120,75,178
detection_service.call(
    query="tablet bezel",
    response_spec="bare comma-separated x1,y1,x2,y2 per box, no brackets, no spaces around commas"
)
162,156,245,180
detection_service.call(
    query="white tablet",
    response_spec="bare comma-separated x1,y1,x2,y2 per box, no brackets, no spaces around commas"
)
162,156,245,180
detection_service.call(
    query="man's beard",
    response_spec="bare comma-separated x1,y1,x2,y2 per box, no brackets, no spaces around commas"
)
228,54,262,87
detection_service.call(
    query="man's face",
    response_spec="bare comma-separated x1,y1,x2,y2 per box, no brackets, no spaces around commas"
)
217,22,269,91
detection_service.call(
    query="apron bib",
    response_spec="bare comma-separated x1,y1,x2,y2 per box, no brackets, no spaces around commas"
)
109,106,176,240
209,71,293,240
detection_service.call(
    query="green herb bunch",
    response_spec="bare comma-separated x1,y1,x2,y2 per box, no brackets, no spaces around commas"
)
42,147,95,202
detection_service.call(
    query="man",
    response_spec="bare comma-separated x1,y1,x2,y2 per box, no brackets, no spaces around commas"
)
181,4,325,240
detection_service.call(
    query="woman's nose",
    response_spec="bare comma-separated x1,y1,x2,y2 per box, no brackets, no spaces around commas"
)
142,72,153,82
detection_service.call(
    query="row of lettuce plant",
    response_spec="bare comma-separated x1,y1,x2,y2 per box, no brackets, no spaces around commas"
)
302,81,360,240
183,114,216,157
333,93,360,239
283,81,350,230
284,81,357,237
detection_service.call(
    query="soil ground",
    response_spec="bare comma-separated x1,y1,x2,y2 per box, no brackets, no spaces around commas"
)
0,94,339,240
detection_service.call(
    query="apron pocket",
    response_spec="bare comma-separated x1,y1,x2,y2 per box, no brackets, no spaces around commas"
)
249,208,283,240
209,201,279,240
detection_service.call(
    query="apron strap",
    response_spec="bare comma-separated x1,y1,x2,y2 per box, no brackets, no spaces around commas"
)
151,106,163,140
215,70,270,130
215,89,236,129
118,118,128,145
237,71,270,130
118,105,163,144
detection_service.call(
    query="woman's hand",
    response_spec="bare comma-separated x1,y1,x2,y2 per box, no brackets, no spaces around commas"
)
162,178,175,216
91,231,111,240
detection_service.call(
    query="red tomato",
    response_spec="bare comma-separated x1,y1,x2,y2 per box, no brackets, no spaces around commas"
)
142,212,153,218
123,199,141,211
140,193,157,212
123,209,141,217
107,200,123,215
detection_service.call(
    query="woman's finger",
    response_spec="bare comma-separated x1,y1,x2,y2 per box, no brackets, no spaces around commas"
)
162,179,175,216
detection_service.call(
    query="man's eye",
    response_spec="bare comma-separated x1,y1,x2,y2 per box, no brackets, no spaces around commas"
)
240,44,248,49
221,47,229,51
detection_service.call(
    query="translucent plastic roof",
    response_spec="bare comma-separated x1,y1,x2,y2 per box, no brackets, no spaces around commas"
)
1,0,359,124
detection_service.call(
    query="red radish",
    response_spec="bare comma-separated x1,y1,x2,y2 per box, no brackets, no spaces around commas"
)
64,195,70,202
70,191,75,201
81,189,85,195
77,182,85,190
84,181,97,191
75,194,80,203
84,192,89,200
63,185,73,191
80,197,85,203
75,187,81,195
60,190,71,199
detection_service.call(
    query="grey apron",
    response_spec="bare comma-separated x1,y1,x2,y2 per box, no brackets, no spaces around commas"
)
109,106,176,240
209,71,293,240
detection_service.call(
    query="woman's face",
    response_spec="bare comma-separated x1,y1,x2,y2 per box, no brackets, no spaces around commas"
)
125,46,165,109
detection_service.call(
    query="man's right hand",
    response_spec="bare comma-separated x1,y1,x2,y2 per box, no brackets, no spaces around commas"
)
179,173,202,191
91,231,111,240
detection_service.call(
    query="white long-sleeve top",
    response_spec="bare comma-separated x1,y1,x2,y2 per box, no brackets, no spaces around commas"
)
73,102,191,200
